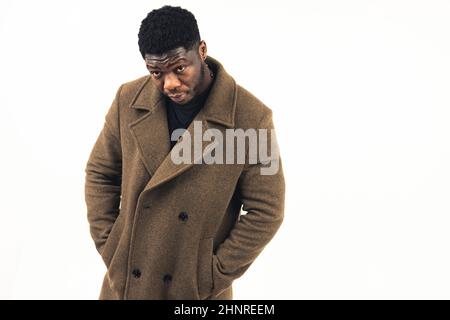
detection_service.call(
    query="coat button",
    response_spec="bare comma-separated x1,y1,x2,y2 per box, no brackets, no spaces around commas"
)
178,211,188,221
163,274,172,284
132,268,141,278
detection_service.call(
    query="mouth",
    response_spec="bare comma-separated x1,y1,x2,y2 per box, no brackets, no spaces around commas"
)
168,93,187,103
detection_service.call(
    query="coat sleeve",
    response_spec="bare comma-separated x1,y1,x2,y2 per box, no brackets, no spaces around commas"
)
211,110,285,297
85,85,123,256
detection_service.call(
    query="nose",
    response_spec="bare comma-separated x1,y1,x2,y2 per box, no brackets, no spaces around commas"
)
163,72,181,92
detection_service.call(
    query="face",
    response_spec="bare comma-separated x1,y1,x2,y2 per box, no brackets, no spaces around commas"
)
144,41,208,104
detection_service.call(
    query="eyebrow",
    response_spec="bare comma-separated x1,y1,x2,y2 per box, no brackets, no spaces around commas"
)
146,57,187,69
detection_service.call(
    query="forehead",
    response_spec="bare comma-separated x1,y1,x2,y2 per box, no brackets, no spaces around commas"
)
144,47,195,68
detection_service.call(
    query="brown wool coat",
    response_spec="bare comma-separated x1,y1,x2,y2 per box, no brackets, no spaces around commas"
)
84,56,285,300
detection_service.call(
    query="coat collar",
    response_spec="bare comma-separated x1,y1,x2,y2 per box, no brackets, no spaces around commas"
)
128,56,238,192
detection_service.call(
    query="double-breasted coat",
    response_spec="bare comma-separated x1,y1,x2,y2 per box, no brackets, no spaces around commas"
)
84,56,285,299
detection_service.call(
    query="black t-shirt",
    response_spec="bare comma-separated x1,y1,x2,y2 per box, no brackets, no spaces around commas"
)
166,80,214,149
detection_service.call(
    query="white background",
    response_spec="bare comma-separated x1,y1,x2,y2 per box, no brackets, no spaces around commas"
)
1,0,449,299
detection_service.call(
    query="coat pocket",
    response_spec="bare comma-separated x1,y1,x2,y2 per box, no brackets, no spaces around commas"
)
100,212,124,268
197,238,214,300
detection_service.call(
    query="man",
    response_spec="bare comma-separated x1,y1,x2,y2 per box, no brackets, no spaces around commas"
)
85,5,285,300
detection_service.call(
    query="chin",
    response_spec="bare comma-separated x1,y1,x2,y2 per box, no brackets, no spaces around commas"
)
177,95,194,105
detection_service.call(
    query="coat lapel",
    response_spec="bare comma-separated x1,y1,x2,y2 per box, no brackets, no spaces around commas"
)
128,77,171,179
128,56,237,192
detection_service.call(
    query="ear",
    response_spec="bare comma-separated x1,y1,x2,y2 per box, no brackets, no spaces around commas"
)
198,40,207,61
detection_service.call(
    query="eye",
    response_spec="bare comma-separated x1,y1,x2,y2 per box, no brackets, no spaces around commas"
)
150,70,161,78
176,65,186,73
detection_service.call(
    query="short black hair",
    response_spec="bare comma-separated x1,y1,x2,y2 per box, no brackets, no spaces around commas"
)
138,5,201,58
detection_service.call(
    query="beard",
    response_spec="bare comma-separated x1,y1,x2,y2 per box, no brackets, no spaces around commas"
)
194,61,206,94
